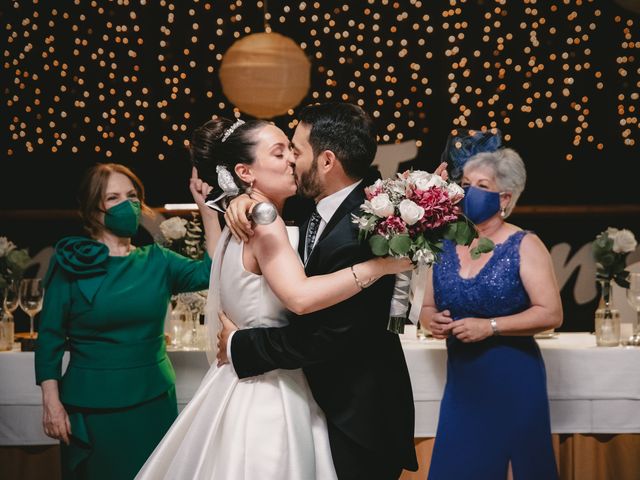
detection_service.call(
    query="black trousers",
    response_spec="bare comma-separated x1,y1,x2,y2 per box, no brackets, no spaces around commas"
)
327,422,403,480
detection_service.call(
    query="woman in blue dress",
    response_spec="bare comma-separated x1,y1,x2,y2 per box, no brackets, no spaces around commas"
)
421,141,563,480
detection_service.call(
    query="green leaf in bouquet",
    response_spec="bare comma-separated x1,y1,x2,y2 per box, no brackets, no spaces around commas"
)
426,239,444,254
443,222,458,241
469,237,495,260
597,252,616,267
369,235,390,256
453,220,475,246
389,234,412,255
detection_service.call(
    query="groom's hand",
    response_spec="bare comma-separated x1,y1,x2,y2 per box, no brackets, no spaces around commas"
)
216,311,238,367
225,194,258,243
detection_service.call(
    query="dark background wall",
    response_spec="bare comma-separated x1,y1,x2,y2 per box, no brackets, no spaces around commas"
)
2,1,639,332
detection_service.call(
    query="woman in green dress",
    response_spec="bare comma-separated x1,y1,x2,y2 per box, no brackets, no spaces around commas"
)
35,162,220,479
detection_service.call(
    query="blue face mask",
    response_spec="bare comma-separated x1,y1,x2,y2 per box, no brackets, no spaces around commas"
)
462,186,501,224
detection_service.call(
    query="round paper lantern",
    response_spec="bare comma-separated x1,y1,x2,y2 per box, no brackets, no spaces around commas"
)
613,0,640,14
219,32,311,119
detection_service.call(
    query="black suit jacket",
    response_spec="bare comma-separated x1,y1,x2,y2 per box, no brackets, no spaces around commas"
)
231,182,418,472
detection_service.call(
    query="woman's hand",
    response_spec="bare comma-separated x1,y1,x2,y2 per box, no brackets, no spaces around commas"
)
429,309,453,339
189,166,213,211
448,317,493,343
225,194,258,242
352,256,413,288
42,391,71,445
373,256,414,276
434,161,449,181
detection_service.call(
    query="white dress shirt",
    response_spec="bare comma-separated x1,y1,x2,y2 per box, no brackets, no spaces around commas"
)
306,180,362,256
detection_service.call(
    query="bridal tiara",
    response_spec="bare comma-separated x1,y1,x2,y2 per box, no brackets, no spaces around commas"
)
221,119,245,143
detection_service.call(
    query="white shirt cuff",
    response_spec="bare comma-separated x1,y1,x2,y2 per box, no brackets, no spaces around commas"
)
226,330,236,370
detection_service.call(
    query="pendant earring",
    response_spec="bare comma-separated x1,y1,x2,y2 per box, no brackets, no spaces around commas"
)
500,207,506,218
245,180,254,195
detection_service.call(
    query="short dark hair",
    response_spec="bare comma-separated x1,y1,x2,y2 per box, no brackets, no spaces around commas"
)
298,102,377,180
190,117,270,188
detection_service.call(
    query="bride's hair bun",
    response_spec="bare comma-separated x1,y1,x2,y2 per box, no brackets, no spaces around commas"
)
190,117,268,188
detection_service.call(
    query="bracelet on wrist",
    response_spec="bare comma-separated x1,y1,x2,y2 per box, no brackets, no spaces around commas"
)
350,265,373,290
489,318,500,336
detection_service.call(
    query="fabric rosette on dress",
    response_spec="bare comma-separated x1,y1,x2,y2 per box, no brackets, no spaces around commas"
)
353,170,493,333
45,236,110,302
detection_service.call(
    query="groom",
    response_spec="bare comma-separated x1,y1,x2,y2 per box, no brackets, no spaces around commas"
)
218,102,418,479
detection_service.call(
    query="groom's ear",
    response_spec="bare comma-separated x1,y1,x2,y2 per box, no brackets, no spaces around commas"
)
319,150,337,173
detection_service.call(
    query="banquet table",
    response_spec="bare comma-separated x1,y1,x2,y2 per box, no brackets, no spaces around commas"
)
2,332,640,479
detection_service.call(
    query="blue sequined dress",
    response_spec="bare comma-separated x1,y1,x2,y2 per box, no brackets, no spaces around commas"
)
428,231,558,480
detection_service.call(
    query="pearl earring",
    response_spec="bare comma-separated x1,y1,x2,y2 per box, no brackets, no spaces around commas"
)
500,208,506,218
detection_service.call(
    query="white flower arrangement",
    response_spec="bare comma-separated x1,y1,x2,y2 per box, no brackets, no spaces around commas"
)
158,213,205,260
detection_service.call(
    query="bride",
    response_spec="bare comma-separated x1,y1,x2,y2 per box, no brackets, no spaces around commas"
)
135,117,411,479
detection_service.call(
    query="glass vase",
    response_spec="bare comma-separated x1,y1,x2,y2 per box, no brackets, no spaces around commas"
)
595,279,620,347
0,309,15,351
168,300,188,350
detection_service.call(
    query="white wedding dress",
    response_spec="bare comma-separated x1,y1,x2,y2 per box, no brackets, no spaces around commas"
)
136,228,337,480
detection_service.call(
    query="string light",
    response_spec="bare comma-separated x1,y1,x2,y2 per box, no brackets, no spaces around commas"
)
4,0,638,161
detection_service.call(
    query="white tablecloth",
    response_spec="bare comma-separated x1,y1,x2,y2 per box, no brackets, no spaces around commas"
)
2,333,640,445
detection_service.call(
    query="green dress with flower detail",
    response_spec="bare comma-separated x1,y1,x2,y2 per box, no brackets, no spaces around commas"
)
35,236,211,480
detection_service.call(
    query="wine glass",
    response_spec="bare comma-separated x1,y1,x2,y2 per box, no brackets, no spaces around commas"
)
3,280,19,314
19,278,44,339
626,273,640,346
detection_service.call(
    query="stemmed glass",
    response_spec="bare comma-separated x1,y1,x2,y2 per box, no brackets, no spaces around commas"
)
625,273,640,346
3,280,19,314
19,278,44,339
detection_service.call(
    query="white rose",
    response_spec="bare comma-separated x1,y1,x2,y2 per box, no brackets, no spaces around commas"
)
446,182,465,203
606,227,620,238
0,237,16,257
612,228,637,254
414,174,447,191
408,170,430,183
399,199,425,226
370,193,395,218
160,217,188,241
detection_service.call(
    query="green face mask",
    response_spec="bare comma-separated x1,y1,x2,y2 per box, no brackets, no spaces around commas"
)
103,200,141,237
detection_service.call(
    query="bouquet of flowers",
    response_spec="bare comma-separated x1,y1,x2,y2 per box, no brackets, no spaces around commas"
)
592,227,637,289
0,236,31,292
158,212,206,261
353,169,494,333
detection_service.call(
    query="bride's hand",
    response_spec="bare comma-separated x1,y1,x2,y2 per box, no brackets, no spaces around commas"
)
352,257,413,288
374,256,414,275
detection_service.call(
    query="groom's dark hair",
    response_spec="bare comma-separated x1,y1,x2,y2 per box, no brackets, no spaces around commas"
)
298,102,377,180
